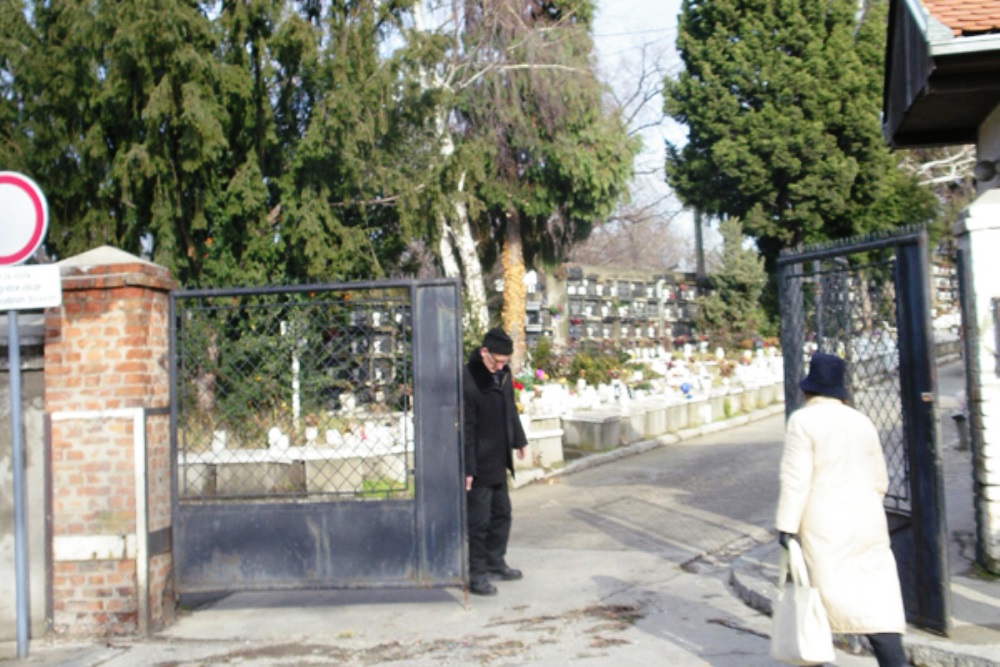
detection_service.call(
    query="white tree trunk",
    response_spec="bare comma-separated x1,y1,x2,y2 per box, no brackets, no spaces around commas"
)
438,223,461,277
436,175,489,333
413,2,489,333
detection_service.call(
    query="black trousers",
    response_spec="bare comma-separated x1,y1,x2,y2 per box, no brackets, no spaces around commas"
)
867,632,907,667
466,481,512,580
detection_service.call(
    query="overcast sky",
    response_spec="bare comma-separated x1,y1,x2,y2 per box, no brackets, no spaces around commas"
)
594,0,684,147
591,1,720,263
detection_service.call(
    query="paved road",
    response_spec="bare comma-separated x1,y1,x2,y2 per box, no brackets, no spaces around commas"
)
11,404,881,666
513,414,782,561
16,364,973,666
500,409,881,667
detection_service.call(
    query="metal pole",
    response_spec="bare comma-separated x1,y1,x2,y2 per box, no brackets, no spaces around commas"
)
8,311,30,658
814,260,824,352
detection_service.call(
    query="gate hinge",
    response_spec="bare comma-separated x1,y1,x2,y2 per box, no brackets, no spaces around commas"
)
921,392,934,403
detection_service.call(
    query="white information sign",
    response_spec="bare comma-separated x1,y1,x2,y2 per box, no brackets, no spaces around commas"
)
0,265,62,310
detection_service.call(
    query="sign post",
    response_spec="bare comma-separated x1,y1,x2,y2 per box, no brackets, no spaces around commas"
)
1,171,57,659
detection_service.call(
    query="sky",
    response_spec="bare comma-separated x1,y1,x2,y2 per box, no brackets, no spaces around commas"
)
593,0,685,149
591,0,722,264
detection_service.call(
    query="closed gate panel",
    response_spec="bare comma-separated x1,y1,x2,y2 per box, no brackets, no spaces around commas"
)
176,502,418,590
170,280,464,595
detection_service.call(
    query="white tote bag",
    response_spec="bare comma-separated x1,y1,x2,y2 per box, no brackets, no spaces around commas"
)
770,539,836,666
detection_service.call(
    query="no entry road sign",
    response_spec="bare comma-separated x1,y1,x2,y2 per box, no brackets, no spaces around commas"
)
0,172,49,266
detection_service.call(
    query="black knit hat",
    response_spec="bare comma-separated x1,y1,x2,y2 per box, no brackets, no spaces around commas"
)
799,353,849,401
483,327,513,355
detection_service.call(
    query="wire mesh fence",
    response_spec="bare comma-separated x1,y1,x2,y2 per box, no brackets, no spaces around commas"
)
173,285,414,502
780,250,910,513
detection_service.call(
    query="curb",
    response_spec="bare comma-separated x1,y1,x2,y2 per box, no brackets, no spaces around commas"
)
727,544,1000,667
516,402,787,487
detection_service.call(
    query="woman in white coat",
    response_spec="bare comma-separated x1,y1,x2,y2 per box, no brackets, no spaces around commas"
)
775,353,908,667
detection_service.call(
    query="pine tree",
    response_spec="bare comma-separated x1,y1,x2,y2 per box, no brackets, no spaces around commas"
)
269,0,430,284
2,0,633,310
0,0,430,286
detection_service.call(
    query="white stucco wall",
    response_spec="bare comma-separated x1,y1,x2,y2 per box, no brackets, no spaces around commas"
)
954,185,1000,572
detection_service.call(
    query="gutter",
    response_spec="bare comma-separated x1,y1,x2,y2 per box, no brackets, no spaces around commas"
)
931,33,1000,58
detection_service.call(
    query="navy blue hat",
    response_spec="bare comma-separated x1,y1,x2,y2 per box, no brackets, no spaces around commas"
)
483,327,513,355
799,353,849,401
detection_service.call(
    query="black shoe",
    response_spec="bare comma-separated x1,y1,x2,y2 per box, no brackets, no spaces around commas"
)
469,578,498,596
488,564,523,581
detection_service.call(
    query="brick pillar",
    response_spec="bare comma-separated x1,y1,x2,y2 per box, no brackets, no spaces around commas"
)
955,189,1000,574
44,246,176,636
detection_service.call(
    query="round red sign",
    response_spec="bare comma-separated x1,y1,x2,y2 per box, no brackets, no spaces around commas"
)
0,171,49,266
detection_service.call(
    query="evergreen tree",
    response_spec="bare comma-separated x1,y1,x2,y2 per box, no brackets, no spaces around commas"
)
0,0,430,286
2,0,632,310
454,0,638,364
0,0,110,255
664,0,937,306
270,0,431,284
695,217,766,346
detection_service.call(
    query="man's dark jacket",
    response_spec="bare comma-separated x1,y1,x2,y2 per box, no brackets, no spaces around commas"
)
463,349,527,487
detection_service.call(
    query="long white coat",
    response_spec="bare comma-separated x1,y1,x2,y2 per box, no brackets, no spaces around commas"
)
775,396,906,634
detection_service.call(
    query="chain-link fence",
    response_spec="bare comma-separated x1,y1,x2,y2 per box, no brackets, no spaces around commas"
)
779,246,909,513
779,228,952,632
173,284,414,502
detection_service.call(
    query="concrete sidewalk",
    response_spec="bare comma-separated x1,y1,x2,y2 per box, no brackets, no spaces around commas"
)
730,541,1000,667
4,361,998,666
730,384,1000,667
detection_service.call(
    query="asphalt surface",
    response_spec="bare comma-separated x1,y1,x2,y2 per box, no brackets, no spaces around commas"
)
3,360,997,666
730,360,1000,667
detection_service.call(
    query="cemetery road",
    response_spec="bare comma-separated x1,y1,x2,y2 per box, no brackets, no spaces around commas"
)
11,408,885,667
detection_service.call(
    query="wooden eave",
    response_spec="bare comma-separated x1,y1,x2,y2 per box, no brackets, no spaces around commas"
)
883,0,1000,148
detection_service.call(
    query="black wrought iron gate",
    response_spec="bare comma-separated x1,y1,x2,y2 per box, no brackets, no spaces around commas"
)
777,228,950,634
169,280,465,595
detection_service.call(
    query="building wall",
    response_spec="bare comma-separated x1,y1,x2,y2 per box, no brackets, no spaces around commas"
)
962,104,1000,573
955,183,1000,574
537,264,702,350
977,105,1000,193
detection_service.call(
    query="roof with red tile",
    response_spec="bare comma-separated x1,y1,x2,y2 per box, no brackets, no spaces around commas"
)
923,0,1000,37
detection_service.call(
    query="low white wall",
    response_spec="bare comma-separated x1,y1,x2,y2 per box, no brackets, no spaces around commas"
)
560,381,785,455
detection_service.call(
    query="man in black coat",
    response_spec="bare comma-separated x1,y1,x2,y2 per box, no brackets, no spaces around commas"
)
463,327,527,596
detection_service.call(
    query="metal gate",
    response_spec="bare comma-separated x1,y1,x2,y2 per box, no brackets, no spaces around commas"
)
169,280,465,595
777,227,950,634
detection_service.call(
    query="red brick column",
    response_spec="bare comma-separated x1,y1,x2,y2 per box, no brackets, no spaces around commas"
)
44,247,175,637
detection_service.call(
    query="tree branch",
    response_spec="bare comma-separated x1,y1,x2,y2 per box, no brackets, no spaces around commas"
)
456,62,587,91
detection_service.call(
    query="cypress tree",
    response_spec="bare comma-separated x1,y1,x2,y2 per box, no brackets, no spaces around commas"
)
664,0,937,302
695,217,767,346
454,0,638,361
